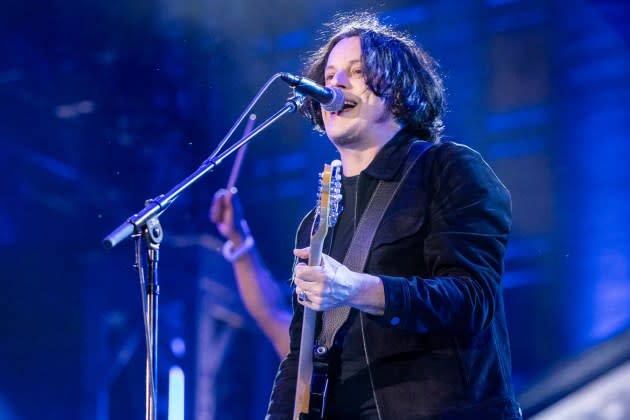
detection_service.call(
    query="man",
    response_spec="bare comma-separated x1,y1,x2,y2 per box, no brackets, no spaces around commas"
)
264,13,522,420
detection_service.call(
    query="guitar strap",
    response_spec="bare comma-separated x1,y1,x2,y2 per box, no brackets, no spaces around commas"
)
317,139,433,350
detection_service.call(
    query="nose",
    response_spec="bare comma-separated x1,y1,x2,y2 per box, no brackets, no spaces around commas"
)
328,70,349,89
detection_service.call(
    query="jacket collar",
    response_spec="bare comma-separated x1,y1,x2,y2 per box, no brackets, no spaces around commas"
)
361,126,419,181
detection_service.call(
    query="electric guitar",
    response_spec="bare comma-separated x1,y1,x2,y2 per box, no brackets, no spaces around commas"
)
293,161,342,420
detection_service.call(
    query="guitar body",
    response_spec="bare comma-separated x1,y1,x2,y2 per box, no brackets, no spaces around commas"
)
297,343,331,420
303,348,330,420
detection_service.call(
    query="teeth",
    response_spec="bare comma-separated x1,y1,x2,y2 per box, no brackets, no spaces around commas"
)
332,100,357,115
341,102,356,111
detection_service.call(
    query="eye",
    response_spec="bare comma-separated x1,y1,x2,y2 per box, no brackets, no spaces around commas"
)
350,67,363,77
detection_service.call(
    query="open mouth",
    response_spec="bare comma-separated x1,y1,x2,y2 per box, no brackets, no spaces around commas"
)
333,100,358,115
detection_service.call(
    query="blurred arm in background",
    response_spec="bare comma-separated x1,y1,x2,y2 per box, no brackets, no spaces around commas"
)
209,188,291,358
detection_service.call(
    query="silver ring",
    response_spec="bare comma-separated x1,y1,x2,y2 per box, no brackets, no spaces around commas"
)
298,291,307,301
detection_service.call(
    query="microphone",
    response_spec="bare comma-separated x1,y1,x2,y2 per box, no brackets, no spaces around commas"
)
280,72,345,112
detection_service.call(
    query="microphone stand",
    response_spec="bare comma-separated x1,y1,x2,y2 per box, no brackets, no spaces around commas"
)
103,81,304,420
133,216,162,420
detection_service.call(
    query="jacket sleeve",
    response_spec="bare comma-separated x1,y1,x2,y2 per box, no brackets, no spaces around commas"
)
371,142,512,335
266,212,314,419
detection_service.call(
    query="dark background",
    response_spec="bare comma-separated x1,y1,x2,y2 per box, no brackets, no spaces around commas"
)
1,0,629,418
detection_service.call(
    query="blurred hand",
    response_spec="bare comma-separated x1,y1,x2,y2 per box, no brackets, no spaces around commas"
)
209,188,249,245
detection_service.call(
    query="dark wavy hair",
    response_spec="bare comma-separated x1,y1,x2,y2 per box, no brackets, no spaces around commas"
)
300,13,446,142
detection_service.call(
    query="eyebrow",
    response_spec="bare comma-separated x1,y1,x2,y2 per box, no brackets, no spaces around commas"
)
325,59,362,72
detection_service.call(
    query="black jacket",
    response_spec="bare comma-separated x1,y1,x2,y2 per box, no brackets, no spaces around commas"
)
266,128,522,419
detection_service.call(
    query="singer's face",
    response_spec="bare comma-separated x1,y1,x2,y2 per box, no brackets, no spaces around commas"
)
321,36,397,148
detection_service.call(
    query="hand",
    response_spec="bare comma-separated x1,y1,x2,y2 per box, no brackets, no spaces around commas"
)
209,188,249,245
292,247,360,311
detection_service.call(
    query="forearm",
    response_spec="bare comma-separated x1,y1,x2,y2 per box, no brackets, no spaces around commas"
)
345,267,385,316
231,245,290,356
210,190,292,356
375,271,497,334
343,262,496,334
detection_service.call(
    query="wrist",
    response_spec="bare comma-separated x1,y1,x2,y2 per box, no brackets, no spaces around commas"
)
227,232,246,247
351,272,385,315
222,235,255,262
228,219,251,246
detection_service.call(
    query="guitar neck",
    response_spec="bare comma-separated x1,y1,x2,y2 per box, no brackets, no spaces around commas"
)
293,161,339,420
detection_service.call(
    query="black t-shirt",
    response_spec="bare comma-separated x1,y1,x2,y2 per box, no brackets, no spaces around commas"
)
323,174,377,419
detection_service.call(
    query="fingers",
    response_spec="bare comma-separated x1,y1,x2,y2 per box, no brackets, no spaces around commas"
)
229,189,245,222
294,261,321,281
293,254,343,286
212,188,244,222
293,249,343,269
293,247,310,260
209,189,230,223
295,286,324,309
293,263,321,295
293,254,356,311
295,286,308,303
293,262,330,310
